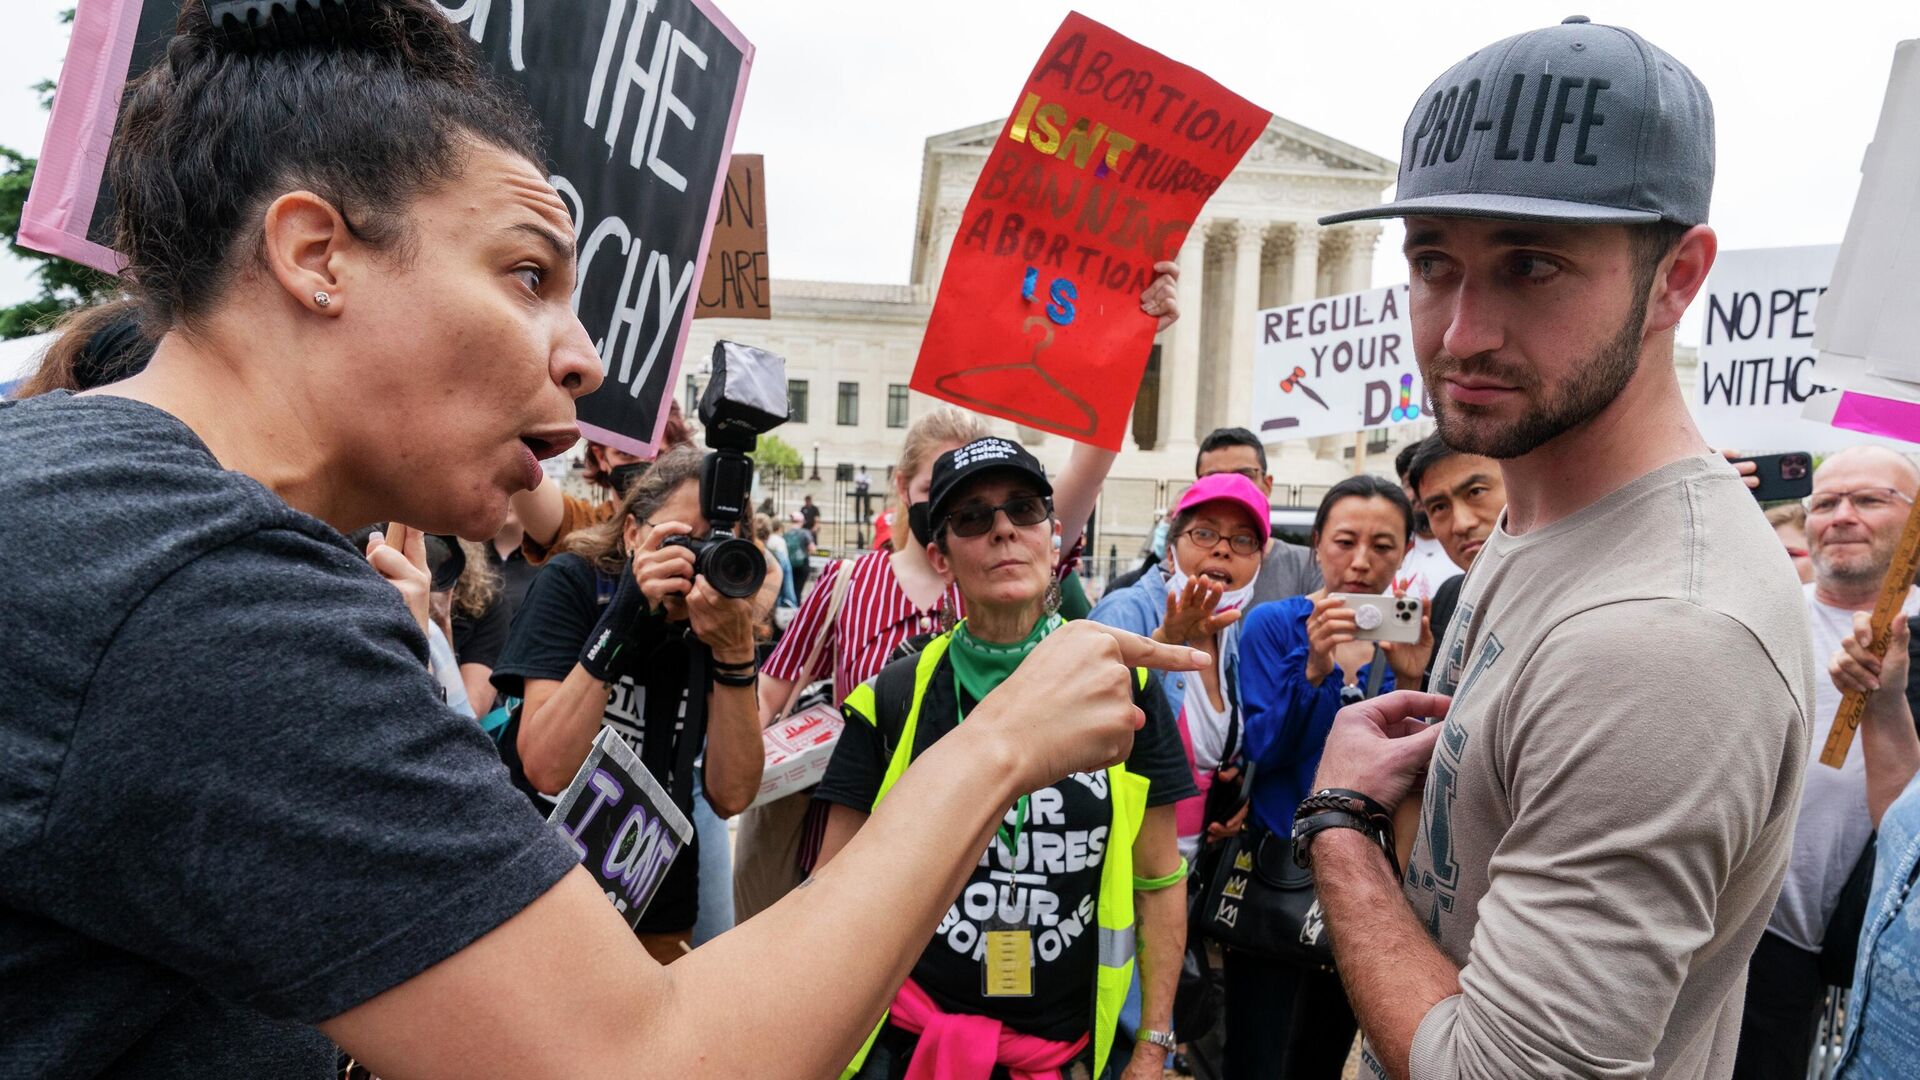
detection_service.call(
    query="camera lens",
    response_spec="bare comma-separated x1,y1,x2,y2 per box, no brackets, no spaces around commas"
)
1782,456,1809,480
700,536,767,599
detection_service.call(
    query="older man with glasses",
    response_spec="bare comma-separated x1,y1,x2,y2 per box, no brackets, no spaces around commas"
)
1733,445,1920,1080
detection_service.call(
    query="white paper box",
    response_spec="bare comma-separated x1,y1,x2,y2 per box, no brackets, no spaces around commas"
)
749,702,845,808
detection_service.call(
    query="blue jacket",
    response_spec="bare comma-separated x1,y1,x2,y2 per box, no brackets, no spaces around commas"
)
1237,595,1394,835
1837,771,1920,1076
1088,566,1243,739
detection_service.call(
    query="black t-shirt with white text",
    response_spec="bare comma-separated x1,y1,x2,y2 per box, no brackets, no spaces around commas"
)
815,653,1195,1042
491,553,700,933
0,394,579,1078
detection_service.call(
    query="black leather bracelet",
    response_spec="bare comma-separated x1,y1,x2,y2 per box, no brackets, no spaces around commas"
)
710,656,758,672
1292,809,1378,869
711,668,759,688
1298,787,1393,823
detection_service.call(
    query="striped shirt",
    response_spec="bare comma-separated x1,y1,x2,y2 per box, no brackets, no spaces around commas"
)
763,548,963,706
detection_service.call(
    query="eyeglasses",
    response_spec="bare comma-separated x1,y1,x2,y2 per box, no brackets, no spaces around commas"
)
1203,467,1266,484
943,495,1051,538
1179,527,1262,556
1805,488,1916,516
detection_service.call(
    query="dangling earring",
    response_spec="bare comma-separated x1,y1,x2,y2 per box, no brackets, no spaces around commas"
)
313,291,332,308
938,592,958,634
1043,578,1062,617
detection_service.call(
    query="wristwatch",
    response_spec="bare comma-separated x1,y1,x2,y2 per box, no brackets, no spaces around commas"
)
1140,1028,1177,1053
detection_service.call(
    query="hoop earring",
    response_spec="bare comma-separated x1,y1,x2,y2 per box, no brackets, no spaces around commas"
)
313,291,332,308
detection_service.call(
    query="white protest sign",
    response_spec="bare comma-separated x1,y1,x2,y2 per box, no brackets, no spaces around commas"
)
1694,245,1902,452
1251,284,1421,442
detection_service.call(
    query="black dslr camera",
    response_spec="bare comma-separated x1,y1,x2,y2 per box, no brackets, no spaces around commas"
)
661,341,789,599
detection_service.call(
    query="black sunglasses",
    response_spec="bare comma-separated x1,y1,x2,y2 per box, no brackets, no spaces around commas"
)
942,495,1051,538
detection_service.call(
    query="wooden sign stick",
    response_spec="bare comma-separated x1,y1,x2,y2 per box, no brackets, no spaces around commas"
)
1821,492,1920,767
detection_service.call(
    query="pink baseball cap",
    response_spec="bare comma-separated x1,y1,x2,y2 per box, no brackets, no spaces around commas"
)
1174,473,1271,545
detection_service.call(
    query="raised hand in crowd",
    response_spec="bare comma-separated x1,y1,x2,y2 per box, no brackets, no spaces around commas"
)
1831,612,1920,828
1719,447,1762,491
1141,258,1181,333
364,522,430,637
1304,594,1363,685
1380,605,1435,688
1154,575,1242,648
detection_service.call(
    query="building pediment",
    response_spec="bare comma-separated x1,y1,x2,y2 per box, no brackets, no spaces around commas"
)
924,114,1395,177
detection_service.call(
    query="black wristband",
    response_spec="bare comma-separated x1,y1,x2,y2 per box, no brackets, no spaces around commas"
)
1299,787,1393,823
1291,809,1383,870
579,565,647,683
711,668,759,688
710,656,758,672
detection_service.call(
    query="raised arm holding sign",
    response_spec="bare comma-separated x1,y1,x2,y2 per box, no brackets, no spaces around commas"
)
911,12,1270,450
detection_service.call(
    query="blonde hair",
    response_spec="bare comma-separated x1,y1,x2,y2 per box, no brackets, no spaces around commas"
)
892,407,987,550
1765,503,1807,532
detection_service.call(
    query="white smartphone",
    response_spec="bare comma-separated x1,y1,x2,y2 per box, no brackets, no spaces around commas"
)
1329,593,1423,644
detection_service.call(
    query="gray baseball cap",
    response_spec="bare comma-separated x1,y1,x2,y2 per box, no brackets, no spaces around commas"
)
1322,16,1713,227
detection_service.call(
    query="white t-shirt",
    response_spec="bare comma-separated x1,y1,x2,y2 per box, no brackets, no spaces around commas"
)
1396,533,1458,602
1767,584,1920,952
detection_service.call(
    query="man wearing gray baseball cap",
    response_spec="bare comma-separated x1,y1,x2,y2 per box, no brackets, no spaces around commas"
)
1285,17,1815,1080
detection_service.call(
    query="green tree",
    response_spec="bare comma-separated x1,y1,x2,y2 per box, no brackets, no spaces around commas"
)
1,7,118,340
755,433,803,480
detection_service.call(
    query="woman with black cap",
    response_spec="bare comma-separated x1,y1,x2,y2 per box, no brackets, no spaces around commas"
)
815,436,1197,1080
0,3,1203,1077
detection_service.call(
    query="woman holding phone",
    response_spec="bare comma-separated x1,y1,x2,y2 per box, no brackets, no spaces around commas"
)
1225,474,1430,1079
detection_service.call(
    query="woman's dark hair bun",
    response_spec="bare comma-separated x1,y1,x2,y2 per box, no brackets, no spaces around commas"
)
205,0,366,54
113,0,544,329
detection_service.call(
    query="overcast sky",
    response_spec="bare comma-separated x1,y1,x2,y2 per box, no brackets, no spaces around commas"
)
3,0,1914,350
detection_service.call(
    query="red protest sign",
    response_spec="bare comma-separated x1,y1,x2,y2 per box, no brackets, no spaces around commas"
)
912,13,1270,449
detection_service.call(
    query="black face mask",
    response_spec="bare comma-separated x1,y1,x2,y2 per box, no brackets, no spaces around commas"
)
907,502,936,547
607,461,649,497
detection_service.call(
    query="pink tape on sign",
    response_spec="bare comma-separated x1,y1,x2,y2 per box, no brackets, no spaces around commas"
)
1829,391,1920,445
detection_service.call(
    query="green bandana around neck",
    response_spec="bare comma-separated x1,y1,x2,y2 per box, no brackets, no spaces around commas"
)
949,612,1064,710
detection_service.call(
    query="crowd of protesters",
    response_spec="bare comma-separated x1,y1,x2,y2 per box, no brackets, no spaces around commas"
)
8,5,1920,1080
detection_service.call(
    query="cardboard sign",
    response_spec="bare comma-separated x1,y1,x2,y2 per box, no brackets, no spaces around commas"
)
1250,284,1420,441
17,0,754,457
695,153,770,319
548,727,694,929
1693,246,1900,452
749,700,843,808
911,12,1269,450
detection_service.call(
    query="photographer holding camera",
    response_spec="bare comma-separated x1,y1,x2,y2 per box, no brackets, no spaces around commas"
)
492,444,765,963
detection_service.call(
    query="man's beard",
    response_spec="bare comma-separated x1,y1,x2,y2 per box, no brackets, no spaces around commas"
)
1812,540,1894,588
1427,290,1649,460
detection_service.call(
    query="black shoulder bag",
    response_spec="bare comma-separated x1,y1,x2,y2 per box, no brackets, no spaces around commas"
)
1195,647,1388,968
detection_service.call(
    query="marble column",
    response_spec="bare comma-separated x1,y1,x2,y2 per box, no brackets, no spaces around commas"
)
1225,220,1264,433
1341,225,1381,294
929,205,963,284
1289,223,1322,304
1164,220,1209,452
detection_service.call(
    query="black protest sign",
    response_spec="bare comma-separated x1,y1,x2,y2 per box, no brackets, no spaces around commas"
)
548,727,694,928
24,0,754,455
694,153,770,319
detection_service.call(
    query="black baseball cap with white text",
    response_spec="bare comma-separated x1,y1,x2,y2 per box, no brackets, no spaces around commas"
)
926,437,1054,529
1323,16,1713,227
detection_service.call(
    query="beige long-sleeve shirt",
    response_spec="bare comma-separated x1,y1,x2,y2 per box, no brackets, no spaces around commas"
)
1391,455,1814,1079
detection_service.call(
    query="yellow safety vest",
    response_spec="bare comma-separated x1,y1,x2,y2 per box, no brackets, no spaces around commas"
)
838,631,1149,1080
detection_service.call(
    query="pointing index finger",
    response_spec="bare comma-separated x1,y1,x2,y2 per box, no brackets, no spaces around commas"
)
1085,623,1210,673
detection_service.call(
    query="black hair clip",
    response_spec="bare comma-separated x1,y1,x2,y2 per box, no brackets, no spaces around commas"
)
207,0,365,54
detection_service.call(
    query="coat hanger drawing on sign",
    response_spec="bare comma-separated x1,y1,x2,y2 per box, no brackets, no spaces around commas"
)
932,316,1100,438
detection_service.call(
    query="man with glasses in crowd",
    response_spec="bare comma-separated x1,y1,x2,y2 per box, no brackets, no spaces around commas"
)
1733,446,1920,1080
1192,427,1322,605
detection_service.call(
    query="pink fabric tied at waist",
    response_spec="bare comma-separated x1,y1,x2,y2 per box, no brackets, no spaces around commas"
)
887,977,1089,1080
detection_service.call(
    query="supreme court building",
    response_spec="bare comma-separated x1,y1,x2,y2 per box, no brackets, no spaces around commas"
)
684,114,1412,548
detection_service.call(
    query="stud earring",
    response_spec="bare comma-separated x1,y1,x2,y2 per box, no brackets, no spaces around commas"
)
313,291,332,308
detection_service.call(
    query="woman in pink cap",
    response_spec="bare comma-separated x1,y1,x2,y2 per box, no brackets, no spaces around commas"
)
1089,472,1273,861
